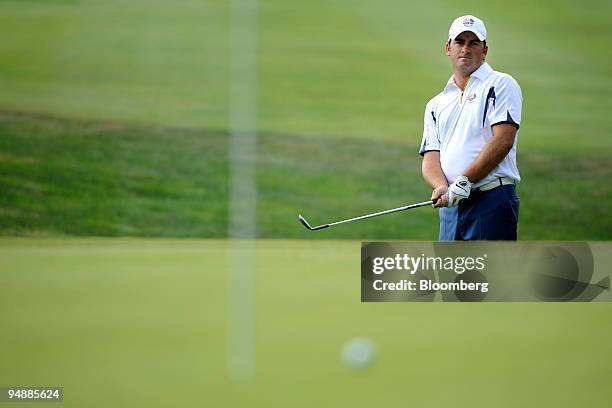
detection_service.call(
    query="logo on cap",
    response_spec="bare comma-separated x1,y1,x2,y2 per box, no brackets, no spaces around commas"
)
462,17,475,27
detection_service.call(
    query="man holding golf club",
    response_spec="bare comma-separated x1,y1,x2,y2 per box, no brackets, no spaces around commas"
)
297,15,522,235
420,15,522,240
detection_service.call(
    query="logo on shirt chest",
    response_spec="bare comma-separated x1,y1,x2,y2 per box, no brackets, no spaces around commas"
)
465,92,477,103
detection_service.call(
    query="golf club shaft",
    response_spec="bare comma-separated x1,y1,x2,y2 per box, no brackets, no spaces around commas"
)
328,200,434,227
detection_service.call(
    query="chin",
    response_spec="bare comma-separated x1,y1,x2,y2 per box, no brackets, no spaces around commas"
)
455,63,472,71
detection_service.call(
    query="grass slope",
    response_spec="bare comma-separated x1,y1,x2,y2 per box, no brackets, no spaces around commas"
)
1,238,611,407
1,111,610,239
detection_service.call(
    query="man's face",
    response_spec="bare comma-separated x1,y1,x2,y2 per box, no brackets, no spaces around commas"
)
445,31,488,76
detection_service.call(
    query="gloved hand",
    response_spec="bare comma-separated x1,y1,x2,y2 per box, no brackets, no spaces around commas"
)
447,175,472,207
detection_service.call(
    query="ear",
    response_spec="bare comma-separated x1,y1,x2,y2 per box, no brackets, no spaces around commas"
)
482,43,488,61
445,40,451,56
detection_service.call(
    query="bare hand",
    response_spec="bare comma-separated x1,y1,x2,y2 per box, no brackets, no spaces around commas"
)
431,185,448,208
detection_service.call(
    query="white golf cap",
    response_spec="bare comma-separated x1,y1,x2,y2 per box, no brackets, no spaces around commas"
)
448,15,487,41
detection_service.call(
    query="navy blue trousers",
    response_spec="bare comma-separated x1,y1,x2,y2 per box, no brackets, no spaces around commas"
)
439,185,519,241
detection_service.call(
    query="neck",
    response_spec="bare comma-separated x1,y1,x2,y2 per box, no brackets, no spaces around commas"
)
453,62,484,90
453,73,470,90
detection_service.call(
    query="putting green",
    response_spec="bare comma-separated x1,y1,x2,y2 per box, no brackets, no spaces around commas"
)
1,238,610,407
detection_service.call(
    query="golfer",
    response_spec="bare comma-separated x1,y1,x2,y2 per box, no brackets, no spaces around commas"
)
419,15,522,240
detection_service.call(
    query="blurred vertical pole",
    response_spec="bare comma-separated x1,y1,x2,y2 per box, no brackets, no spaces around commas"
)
228,0,257,382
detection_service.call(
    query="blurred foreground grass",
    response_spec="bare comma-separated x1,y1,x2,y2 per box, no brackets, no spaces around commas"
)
1,238,611,407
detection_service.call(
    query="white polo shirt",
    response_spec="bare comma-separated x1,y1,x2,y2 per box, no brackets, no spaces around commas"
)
419,62,522,188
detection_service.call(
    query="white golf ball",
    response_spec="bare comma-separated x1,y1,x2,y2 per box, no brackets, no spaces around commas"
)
341,337,377,368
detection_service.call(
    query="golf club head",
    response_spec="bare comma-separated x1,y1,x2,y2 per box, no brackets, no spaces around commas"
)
298,214,329,231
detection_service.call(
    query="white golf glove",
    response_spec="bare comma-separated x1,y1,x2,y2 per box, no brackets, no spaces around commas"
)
447,175,472,207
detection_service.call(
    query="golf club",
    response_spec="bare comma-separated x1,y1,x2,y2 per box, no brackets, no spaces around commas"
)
298,200,434,231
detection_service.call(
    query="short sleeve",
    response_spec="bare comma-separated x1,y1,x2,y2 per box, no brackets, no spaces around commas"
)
419,100,440,155
487,75,522,129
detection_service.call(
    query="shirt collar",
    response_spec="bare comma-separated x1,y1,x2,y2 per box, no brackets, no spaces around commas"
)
470,62,493,80
443,62,493,93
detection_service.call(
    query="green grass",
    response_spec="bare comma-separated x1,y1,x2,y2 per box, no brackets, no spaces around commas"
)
1,238,611,408
0,2,611,406
0,0,610,152
0,111,229,236
0,0,610,239
1,0,610,239
1,111,610,239
0,0,229,130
